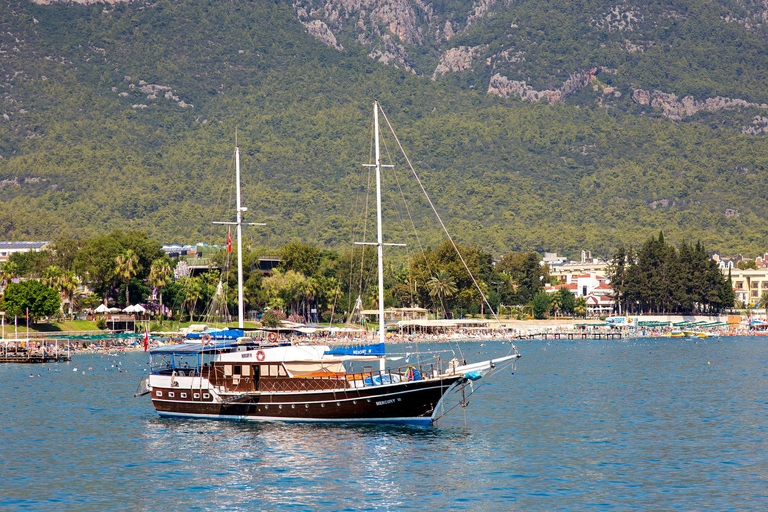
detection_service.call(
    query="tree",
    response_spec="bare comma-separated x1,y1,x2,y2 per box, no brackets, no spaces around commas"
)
560,287,575,316
549,290,562,318
497,252,546,304
574,296,588,318
279,242,320,277
148,258,173,316
428,269,458,318
531,292,550,319
0,261,20,286
736,260,757,270
1,280,60,323
757,291,768,321
115,249,140,306
606,245,628,314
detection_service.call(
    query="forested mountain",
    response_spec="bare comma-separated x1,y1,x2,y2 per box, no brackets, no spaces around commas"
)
2,0,768,260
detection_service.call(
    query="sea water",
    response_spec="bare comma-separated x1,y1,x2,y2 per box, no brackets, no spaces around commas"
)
2,336,767,511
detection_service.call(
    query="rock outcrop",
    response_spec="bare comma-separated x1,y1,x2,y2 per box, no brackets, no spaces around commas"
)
632,89,768,120
487,70,594,103
432,45,485,79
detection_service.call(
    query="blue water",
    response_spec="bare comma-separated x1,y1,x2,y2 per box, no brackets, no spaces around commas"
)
2,336,767,511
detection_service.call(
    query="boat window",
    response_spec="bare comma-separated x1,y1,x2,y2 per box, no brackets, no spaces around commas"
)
168,392,175,398
242,365,251,377
224,365,233,376
233,365,241,376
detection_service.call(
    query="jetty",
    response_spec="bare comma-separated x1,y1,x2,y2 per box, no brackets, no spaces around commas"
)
510,330,625,340
1,339,72,364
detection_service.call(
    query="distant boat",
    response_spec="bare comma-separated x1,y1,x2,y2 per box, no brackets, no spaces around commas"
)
141,102,520,425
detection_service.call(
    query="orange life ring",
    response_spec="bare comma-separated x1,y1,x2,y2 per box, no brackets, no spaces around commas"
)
256,350,266,361
267,332,277,342
202,334,212,345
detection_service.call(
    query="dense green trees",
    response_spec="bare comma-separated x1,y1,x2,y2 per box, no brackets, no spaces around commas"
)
1,280,60,322
0,228,744,323
606,233,734,315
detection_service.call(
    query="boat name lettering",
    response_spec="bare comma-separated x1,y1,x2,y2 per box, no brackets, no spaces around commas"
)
241,353,251,358
376,399,396,406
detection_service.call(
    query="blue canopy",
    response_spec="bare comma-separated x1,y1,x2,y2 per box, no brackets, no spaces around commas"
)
324,343,385,357
186,328,244,340
150,340,241,355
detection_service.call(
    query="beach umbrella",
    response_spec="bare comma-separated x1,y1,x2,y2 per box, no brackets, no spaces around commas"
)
94,304,109,314
108,307,121,313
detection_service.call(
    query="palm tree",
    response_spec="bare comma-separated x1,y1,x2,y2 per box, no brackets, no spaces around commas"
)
114,249,139,306
43,266,77,318
42,265,63,289
148,258,172,317
574,296,588,318
0,261,20,287
549,290,563,318
758,291,768,322
58,271,80,316
180,276,202,322
428,269,458,319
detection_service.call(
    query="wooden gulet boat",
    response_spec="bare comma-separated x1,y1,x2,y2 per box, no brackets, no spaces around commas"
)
142,102,520,425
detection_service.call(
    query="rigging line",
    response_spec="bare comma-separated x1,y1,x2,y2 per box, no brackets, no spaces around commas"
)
343,123,371,317
379,105,519,358
358,161,374,304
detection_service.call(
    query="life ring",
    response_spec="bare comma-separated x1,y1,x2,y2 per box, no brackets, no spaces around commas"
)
256,350,266,361
267,332,277,343
202,334,212,345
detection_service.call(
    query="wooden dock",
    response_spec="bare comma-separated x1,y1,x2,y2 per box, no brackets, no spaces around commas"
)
1,338,72,364
0,353,72,364
511,331,625,340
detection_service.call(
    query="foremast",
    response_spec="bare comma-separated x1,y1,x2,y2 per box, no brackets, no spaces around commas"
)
213,145,265,328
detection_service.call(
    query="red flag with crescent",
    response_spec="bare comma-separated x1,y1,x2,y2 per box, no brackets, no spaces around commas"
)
227,228,232,253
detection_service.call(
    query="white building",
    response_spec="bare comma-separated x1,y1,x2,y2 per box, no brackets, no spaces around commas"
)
0,241,50,263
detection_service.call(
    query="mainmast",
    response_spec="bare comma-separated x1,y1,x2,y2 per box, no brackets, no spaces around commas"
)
214,144,265,329
235,147,245,328
374,103,386,347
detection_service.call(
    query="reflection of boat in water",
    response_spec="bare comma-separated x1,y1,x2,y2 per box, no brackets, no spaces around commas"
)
142,102,520,425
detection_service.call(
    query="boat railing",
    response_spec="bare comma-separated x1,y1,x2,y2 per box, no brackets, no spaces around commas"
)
258,361,450,393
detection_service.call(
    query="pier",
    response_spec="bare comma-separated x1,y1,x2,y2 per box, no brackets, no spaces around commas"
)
1,339,72,364
510,331,625,340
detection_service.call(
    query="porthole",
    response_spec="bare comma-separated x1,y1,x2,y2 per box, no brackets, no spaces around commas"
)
168,392,175,398
155,391,162,397
203,393,210,399
181,393,187,398
194,393,200,399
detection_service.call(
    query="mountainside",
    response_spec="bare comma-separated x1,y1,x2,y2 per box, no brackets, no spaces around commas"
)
2,0,768,259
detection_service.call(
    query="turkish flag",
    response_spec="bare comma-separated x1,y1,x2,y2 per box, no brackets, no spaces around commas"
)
227,228,232,253
143,327,149,352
